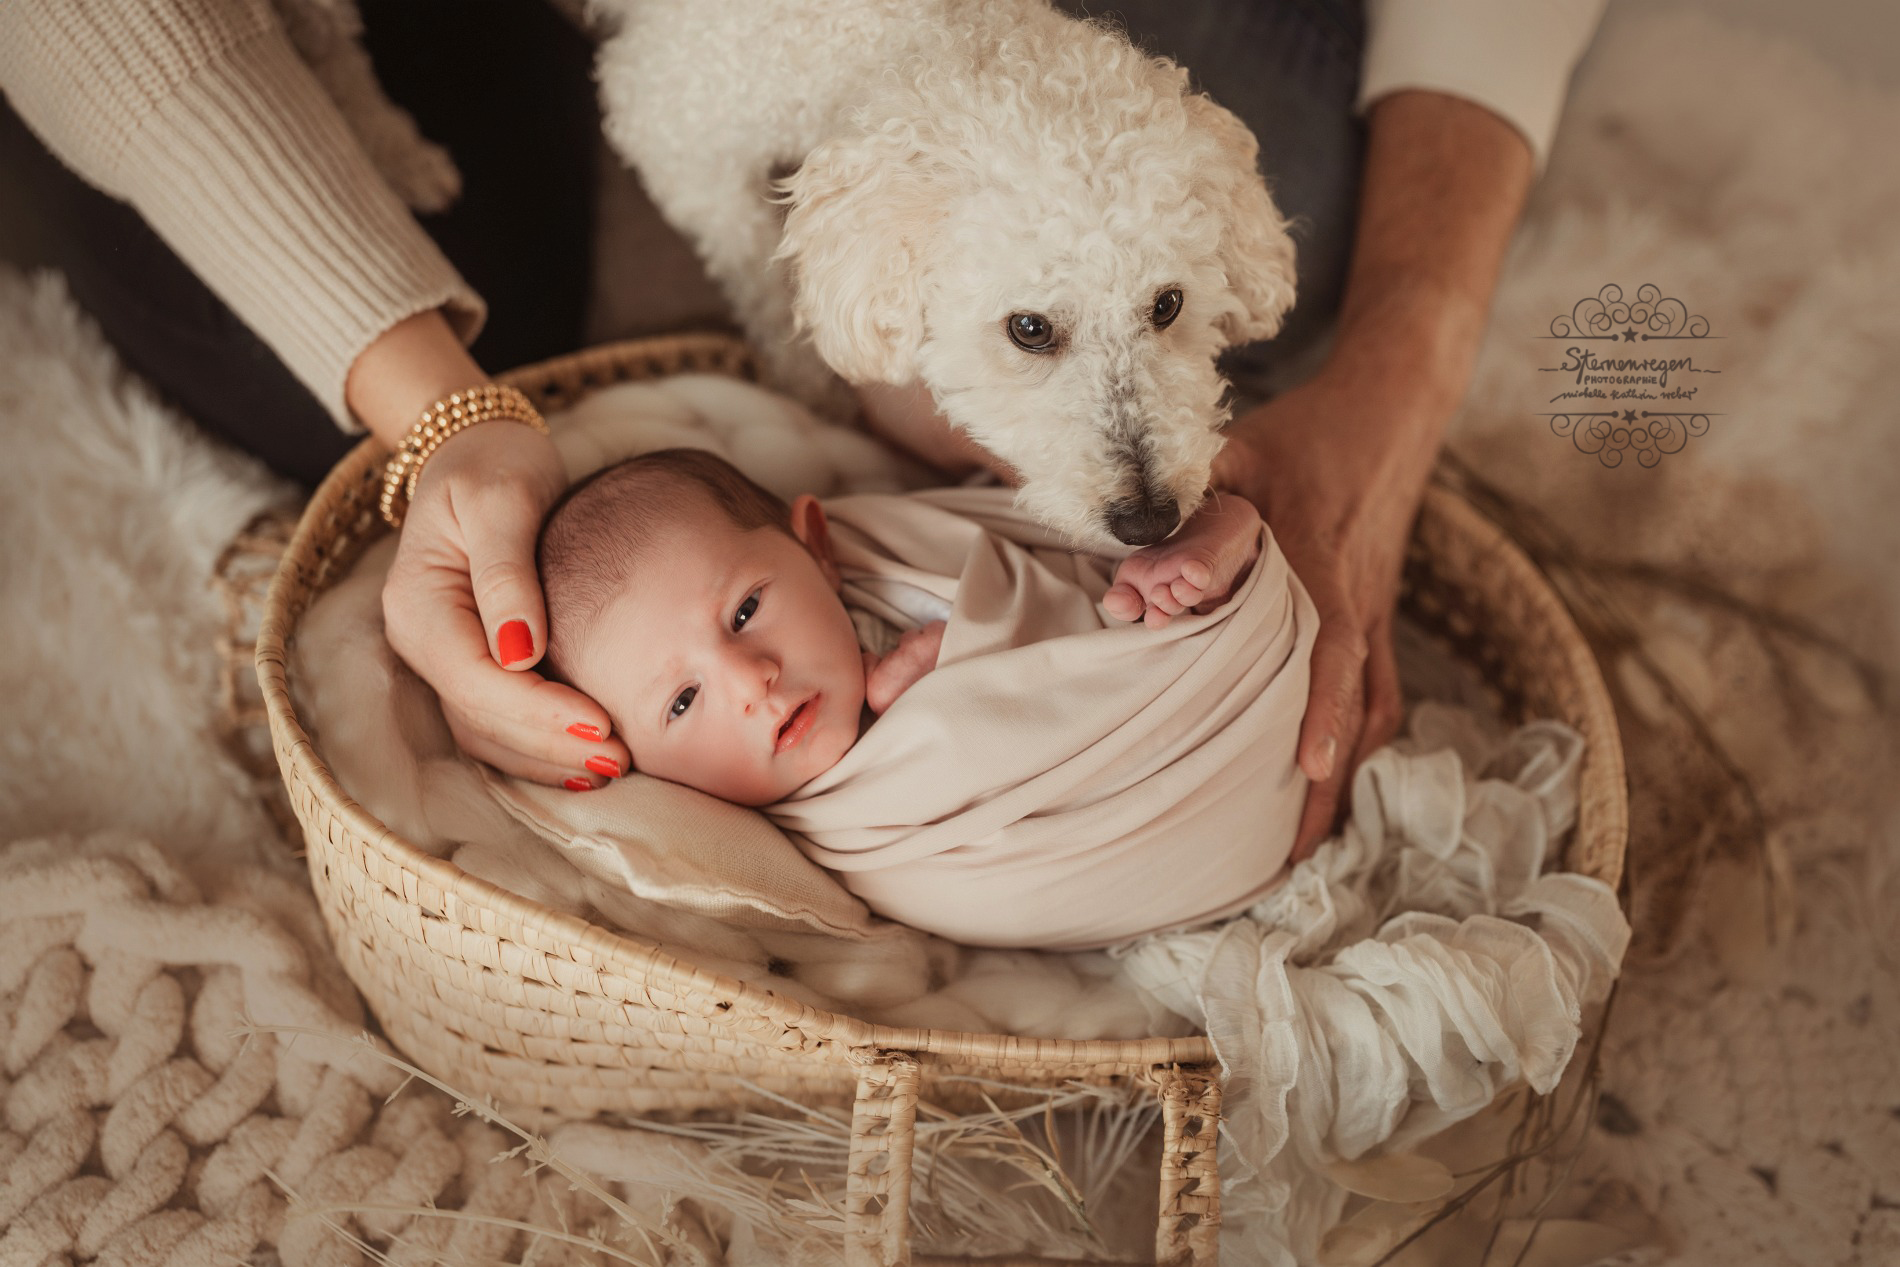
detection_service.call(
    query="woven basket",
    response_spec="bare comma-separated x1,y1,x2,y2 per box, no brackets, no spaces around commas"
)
258,333,1628,1267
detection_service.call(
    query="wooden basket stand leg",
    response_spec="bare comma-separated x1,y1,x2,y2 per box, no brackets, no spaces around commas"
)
842,1053,1224,1267
846,1047,923,1266
1151,1063,1223,1266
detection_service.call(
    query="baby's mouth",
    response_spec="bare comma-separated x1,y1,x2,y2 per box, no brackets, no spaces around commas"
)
775,695,820,754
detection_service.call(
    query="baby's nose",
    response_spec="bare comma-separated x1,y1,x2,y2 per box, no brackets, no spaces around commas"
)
732,647,780,706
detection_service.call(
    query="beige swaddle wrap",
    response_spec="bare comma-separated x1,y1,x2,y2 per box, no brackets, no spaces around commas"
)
764,486,1321,951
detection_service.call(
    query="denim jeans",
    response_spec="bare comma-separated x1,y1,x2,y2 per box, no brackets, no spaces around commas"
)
1055,0,1369,397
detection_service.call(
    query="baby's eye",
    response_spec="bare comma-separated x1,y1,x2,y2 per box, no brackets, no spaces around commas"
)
733,589,762,631
669,685,697,719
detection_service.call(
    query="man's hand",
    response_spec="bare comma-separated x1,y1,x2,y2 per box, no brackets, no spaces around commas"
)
864,620,947,714
1104,493,1263,628
1213,363,1446,862
1216,90,1535,861
381,420,632,788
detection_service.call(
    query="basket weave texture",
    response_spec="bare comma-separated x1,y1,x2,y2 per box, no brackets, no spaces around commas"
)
257,333,1628,1265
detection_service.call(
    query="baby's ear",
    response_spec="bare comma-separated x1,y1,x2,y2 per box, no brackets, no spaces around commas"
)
789,495,841,589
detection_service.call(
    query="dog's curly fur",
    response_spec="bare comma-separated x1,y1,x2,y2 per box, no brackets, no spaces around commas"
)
592,0,1298,547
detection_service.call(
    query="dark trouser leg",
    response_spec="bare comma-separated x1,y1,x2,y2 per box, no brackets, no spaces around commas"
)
0,99,359,487
0,0,600,489
1055,0,1368,400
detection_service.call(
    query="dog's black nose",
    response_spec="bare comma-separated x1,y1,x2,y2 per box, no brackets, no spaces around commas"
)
1106,496,1181,546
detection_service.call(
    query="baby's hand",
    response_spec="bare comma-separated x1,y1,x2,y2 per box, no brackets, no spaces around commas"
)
864,621,947,714
1103,493,1263,629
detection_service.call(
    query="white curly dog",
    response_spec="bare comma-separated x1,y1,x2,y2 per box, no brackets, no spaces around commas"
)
592,0,1299,548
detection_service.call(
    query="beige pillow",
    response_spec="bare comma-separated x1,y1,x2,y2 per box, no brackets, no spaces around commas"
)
480,765,895,941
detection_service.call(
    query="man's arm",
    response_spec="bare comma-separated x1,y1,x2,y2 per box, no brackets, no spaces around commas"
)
1213,87,1536,857
1318,88,1535,466
1356,0,1608,181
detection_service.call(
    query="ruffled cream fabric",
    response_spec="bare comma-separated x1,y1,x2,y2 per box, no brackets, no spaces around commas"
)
765,486,1322,951
1112,709,1630,1266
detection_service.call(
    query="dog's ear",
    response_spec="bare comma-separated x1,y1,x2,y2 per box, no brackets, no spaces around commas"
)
1184,94,1299,345
775,130,939,385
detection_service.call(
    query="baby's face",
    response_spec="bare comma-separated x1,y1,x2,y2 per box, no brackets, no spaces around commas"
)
570,495,867,806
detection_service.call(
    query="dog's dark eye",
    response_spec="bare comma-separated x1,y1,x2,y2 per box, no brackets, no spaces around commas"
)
1006,312,1056,352
1152,288,1183,329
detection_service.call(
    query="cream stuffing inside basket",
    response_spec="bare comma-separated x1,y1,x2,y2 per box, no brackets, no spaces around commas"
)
293,374,1629,1264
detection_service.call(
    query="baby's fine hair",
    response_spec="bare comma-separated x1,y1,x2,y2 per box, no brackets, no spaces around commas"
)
537,448,793,684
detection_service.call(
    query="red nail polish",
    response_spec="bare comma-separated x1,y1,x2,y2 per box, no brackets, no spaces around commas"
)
563,777,593,792
497,620,534,667
567,722,604,742
585,755,620,779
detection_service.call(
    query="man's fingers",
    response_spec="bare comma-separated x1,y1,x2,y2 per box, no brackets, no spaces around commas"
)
1291,777,1342,862
1287,610,1373,861
1298,622,1370,782
1290,611,1383,861
1351,619,1405,770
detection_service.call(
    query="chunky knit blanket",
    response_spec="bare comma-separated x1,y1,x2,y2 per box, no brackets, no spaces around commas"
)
0,835,566,1267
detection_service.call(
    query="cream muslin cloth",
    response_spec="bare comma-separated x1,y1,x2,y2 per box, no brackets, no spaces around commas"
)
1111,708,1630,1265
764,486,1322,951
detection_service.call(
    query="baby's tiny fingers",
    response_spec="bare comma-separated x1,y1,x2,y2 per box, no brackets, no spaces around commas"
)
1146,583,1186,616
1103,583,1144,621
1169,576,1205,608
1182,558,1212,589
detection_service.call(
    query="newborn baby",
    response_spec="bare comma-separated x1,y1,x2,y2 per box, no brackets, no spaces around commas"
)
539,447,1317,949
539,448,1266,803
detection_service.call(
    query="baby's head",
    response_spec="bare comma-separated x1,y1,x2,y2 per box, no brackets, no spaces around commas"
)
538,449,866,806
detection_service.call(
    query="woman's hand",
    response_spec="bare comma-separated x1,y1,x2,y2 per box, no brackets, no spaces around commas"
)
1213,365,1447,862
380,418,632,789
350,310,630,790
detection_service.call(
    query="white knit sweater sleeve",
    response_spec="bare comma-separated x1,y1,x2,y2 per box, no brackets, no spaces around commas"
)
0,0,486,431
1357,0,1607,176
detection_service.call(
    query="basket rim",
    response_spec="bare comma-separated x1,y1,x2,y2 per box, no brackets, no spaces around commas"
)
256,331,1625,1074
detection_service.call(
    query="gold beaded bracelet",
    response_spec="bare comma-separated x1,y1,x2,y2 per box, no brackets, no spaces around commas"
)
377,384,549,529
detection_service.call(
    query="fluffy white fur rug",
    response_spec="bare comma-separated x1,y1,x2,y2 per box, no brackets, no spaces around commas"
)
2,5,1897,1263
0,272,295,877
1415,9,1900,1264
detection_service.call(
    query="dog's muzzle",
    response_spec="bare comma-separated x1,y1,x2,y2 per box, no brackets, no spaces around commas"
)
1105,493,1181,547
